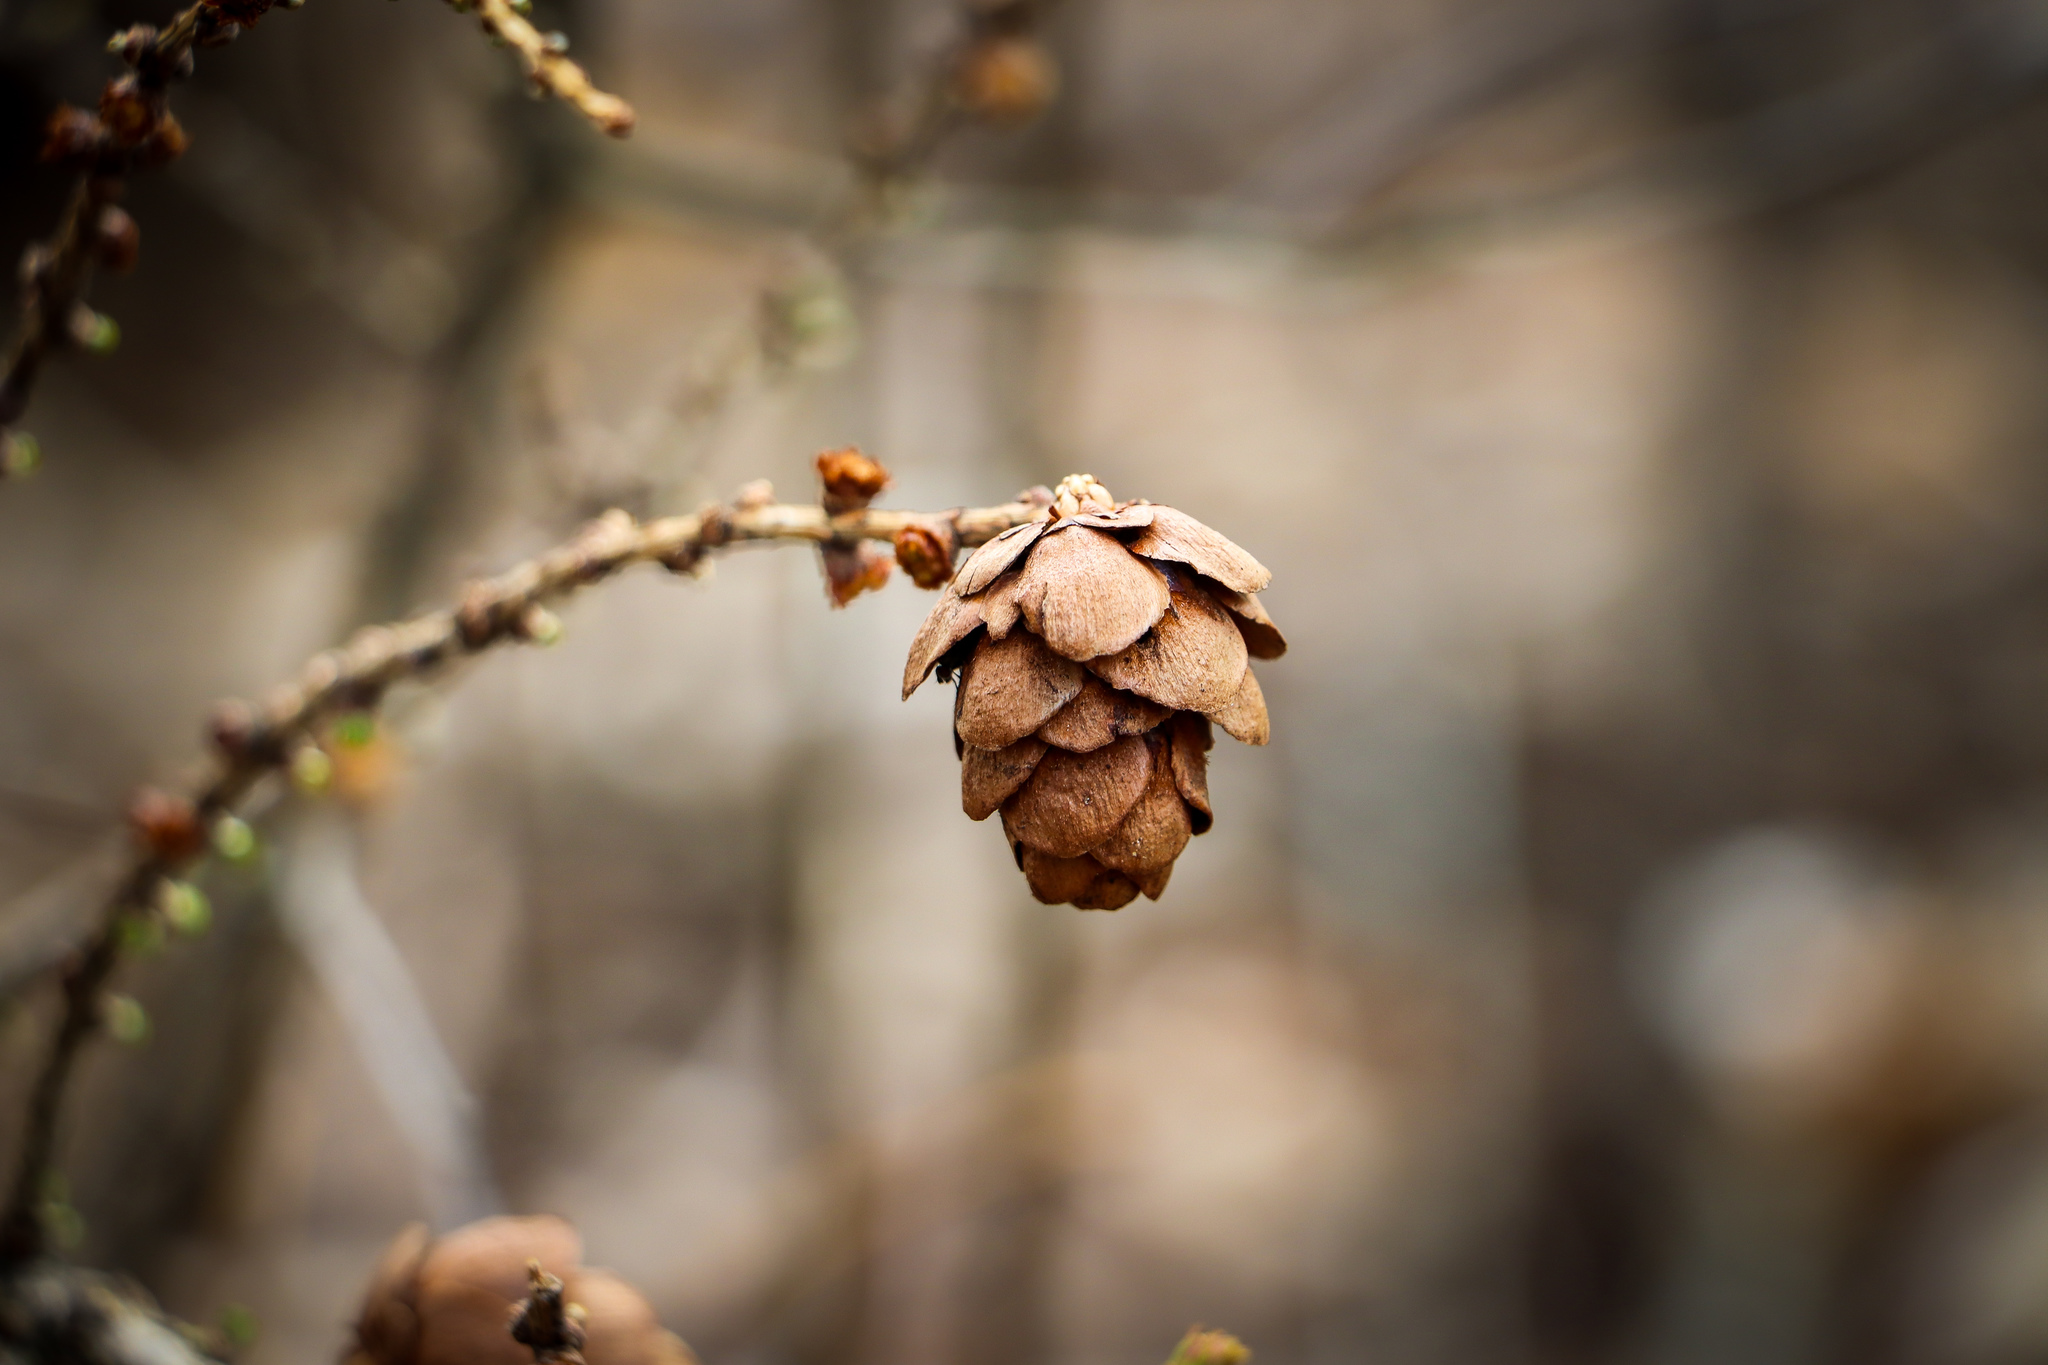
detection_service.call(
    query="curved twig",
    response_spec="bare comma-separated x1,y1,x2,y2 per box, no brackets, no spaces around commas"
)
0,474,1045,1261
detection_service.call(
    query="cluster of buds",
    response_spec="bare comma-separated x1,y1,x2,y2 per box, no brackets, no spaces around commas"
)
349,1217,697,1365
816,447,897,606
906,474,1283,909
40,29,213,176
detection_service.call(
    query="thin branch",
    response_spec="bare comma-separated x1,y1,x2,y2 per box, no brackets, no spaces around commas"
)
0,475,1044,1263
448,0,634,137
0,0,635,479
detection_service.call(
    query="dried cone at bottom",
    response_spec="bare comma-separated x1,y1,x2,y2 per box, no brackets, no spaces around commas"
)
345,1216,699,1365
905,475,1283,909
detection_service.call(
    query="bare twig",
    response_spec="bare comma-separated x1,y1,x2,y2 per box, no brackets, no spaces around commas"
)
0,472,1045,1262
0,1259,226,1365
840,0,1061,235
446,0,634,137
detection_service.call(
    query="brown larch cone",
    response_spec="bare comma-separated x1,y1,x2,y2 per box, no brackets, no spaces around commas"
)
345,1216,698,1365
904,474,1284,910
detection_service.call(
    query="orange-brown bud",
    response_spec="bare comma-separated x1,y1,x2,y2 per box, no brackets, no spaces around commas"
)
816,447,890,514
98,76,158,146
893,522,956,589
128,111,188,169
128,786,206,864
822,541,894,607
954,36,1058,125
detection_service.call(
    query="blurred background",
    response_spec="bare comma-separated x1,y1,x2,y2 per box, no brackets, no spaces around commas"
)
7,1,2048,1363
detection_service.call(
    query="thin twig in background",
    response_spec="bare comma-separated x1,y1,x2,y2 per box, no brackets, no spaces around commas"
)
0,0,634,480
0,461,1045,1262
449,0,634,137
538,0,1064,515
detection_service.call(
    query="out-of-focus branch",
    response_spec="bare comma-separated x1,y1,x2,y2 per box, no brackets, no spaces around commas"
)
0,1259,227,1365
538,0,1063,514
445,0,634,137
0,0,635,480
0,455,1046,1263
845,0,1062,203
0,0,254,478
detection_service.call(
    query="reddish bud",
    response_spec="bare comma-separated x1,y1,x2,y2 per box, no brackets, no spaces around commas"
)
816,447,890,514
893,522,956,589
98,76,158,145
128,787,206,863
95,206,140,273
41,107,108,166
822,542,894,607
129,111,188,170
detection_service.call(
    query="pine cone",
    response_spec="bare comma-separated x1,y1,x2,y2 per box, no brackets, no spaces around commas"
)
346,1217,698,1365
904,475,1284,909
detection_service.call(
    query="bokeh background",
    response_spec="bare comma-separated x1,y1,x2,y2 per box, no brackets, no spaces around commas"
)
8,1,2048,1363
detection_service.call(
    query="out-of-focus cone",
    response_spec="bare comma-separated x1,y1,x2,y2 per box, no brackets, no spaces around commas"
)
905,474,1284,909
344,1216,697,1365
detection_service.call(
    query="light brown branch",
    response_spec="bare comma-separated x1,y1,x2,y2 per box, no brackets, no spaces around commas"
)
450,0,634,137
0,483,1043,1262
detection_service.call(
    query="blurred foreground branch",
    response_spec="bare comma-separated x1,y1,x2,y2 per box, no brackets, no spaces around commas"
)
0,454,1044,1263
0,0,633,478
0,1259,226,1365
